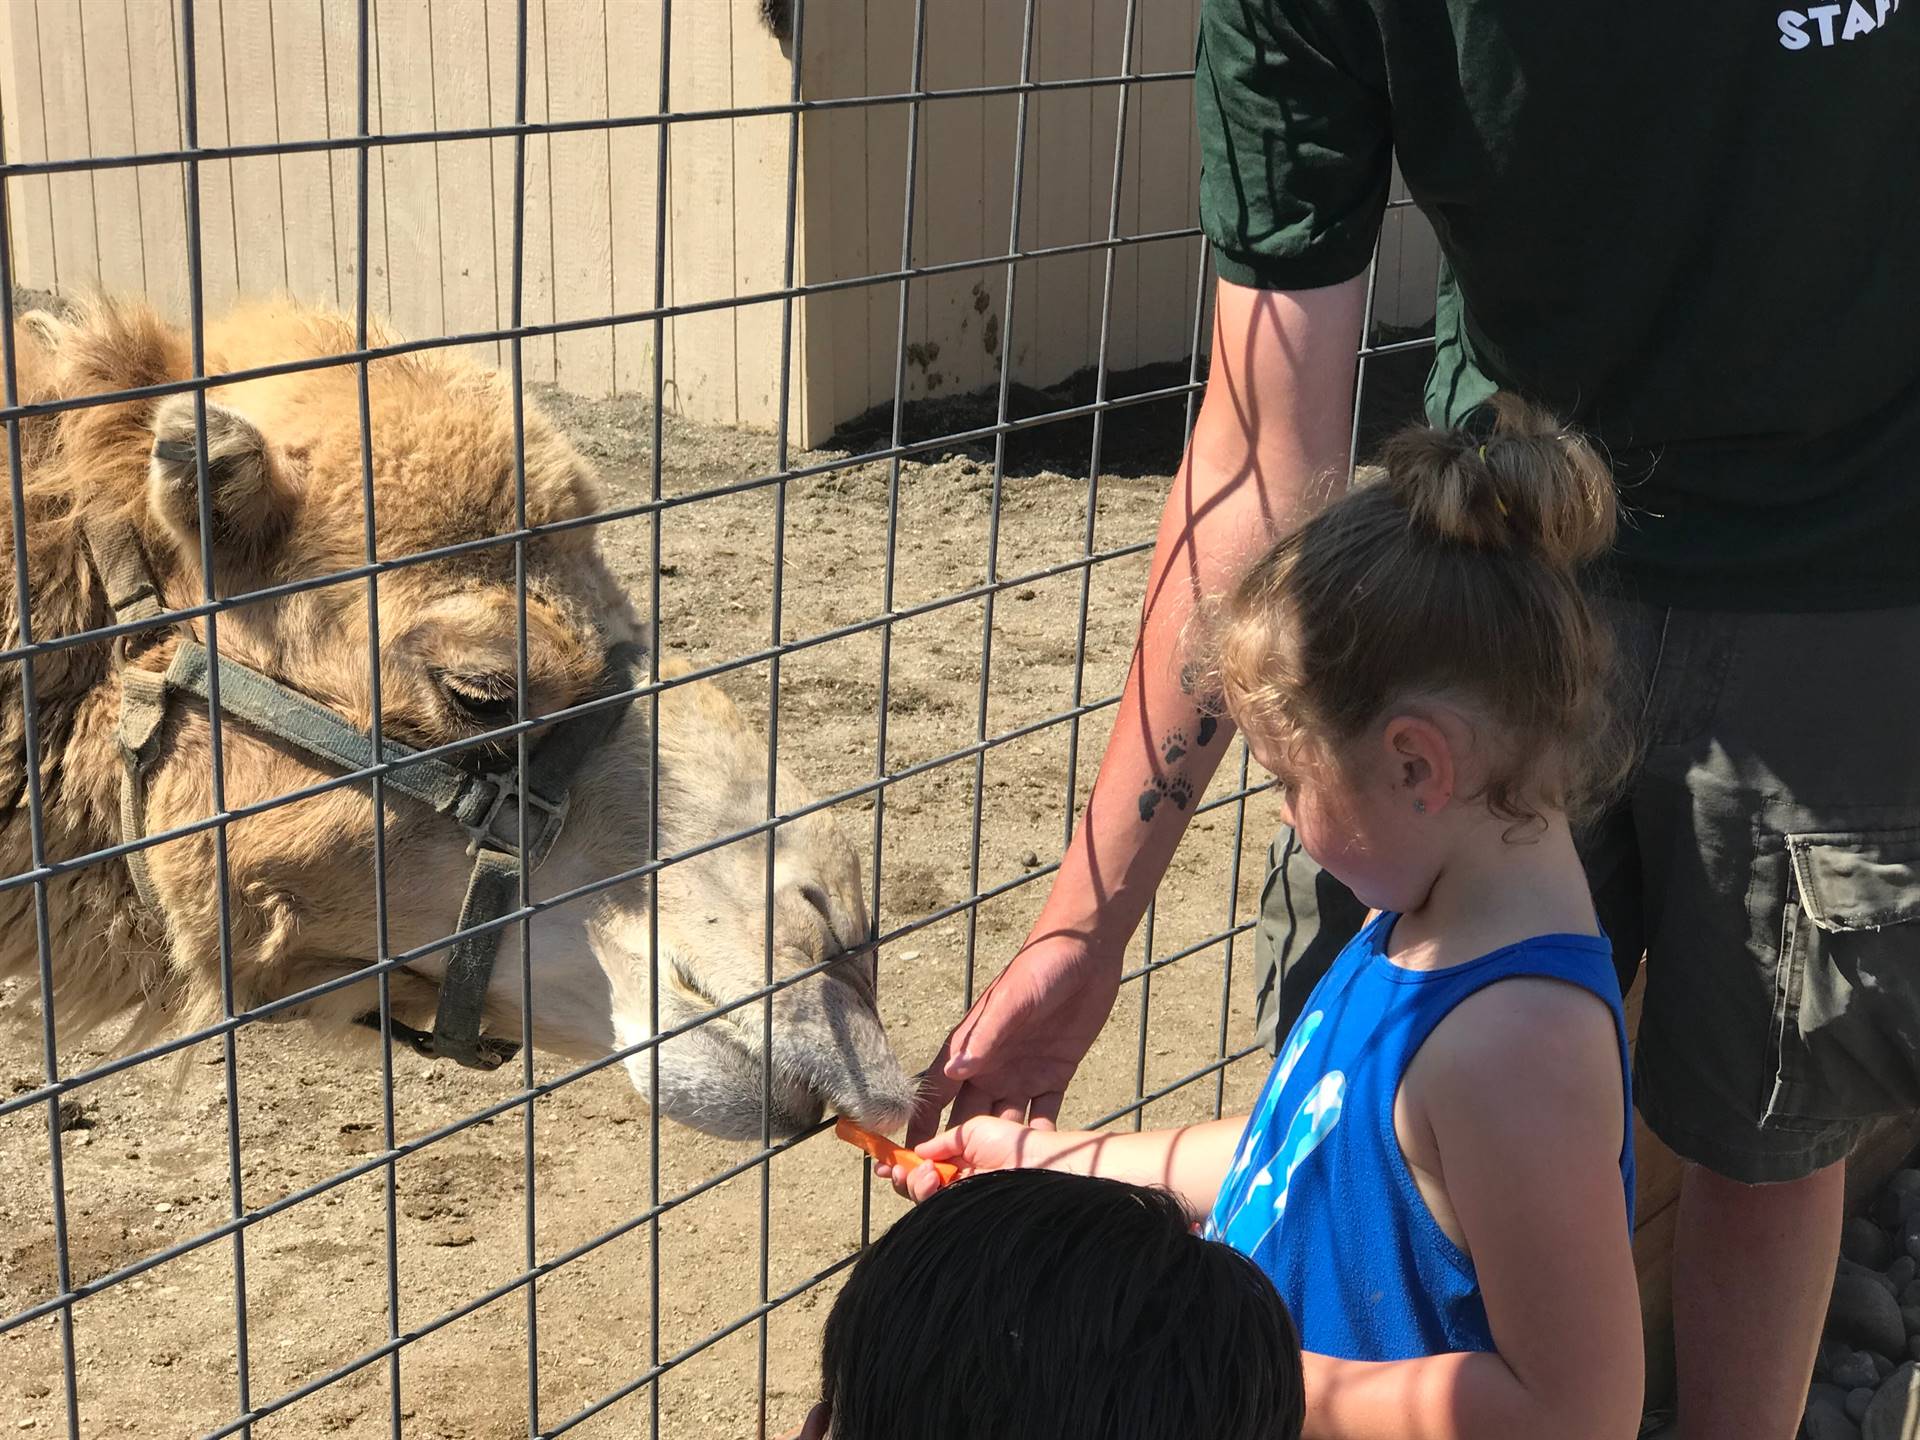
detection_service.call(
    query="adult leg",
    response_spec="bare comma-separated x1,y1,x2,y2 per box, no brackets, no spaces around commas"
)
1251,828,1368,1054
1630,605,1920,1440
1671,1161,1845,1440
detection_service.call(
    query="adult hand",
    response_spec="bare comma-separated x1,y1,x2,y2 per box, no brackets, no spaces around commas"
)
905,932,1120,1146
775,1402,830,1440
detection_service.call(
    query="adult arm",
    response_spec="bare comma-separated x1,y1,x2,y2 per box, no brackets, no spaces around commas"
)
908,271,1369,1141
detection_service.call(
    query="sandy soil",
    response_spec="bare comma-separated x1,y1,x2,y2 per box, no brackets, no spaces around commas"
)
0,358,1447,1440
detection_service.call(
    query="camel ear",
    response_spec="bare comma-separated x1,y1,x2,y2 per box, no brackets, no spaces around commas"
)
147,394,290,568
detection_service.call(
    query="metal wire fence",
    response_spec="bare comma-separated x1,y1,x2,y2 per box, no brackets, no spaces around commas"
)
0,2,1436,1437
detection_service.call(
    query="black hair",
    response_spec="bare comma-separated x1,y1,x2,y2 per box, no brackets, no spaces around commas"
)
819,1168,1305,1440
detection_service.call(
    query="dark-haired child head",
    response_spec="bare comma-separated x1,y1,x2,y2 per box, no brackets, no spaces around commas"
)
801,1167,1304,1440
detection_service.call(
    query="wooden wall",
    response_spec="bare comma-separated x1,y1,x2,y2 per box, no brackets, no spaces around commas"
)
0,0,1441,448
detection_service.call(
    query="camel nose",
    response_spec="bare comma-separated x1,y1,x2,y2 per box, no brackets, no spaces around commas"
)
770,967,915,1135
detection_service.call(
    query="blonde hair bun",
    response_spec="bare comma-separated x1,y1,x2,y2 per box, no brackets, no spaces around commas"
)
1378,392,1616,571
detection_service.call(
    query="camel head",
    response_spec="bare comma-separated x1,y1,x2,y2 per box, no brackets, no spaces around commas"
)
5,299,915,1141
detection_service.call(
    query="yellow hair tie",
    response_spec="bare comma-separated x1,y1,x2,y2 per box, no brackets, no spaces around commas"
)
1478,444,1488,461
1495,496,1509,517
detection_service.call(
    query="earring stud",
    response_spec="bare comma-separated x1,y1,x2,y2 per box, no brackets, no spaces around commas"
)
1413,798,1427,814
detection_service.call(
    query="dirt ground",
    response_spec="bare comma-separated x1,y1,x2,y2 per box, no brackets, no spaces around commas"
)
0,357,1444,1440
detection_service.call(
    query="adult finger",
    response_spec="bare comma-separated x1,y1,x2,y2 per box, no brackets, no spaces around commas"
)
906,1033,964,1147
1027,1090,1066,1131
945,1079,997,1131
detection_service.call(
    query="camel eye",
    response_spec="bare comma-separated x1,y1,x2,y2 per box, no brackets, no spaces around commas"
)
432,669,520,731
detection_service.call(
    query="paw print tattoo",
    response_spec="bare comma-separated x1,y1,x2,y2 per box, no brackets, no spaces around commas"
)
1137,775,1194,821
1197,714,1218,748
1162,729,1190,765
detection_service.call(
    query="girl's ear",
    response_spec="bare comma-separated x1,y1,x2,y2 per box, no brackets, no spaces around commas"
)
797,1402,832,1440
1382,714,1454,815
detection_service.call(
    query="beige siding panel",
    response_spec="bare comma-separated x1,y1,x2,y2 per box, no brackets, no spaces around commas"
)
920,6,987,403
184,0,242,314
664,14,735,427
123,1,189,317
862,3,910,415
1133,3,1197,375
787,0,830,442
1087,0,1136,379
0,1,58,296
483,0,555,384
794,0,866,445
320,0,385,317
1027,3,1094,388
1376,164,1440,333
430,0,503,368
730,3,796,434
605,0,663,397
978,0,1026,409
225,0,292,299
269,0,341,309
78,0,144,297
373,0,443,346
544,0,614,398
33,1,103,295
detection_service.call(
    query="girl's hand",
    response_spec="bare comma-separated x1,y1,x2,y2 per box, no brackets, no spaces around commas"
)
877,1117,1073,1203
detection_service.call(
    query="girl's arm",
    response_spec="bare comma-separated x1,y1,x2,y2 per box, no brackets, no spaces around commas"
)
1303,980,1644,1440
899,1115,1247,1218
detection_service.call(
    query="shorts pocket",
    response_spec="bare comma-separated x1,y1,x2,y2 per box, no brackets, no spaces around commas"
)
1766,825,1920,1128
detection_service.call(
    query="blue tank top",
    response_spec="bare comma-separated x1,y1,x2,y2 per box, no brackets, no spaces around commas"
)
1205,912,1634,1361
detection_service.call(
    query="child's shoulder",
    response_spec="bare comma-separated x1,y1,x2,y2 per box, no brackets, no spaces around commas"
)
1414,973,1623,1112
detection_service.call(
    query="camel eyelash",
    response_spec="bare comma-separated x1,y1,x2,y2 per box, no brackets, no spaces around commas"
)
430,669,522,726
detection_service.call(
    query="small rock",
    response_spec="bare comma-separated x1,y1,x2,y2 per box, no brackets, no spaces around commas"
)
1830,1341,1862,1378
1848,1218,1897,1270
1807,1393,1863,1440
427,1229,475,1248
1903,1306,1920,1337
1876,1191,1910,1230
1904,1281,1920,1309
1021,851,1041,869
894,950,921,963
1842,1259,1902,1299
1817,1383,1862,1411
1850,1389,1878,1424
55,1097,91,1132
1895,1257,1918,1291
1835,1353,1883,1390
1014,588,1036,601
18,1421,38,1432
1863,1361,1920,1440
1889,1170,1920,1198
1877,1352,1899,1382
152,1202,172,1215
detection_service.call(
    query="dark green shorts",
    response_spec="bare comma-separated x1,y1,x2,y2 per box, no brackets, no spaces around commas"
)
1252,599,1920,1185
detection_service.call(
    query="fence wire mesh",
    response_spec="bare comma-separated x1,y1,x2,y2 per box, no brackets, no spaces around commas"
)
0,3,1437,1437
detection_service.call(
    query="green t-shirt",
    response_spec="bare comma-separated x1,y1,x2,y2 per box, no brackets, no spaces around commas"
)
1196,0,1920,610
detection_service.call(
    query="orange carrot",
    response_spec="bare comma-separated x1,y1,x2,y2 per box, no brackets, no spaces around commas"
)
834,1116,961,1185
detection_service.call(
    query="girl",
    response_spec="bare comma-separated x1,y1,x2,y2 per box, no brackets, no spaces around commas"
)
887,396,1644,1440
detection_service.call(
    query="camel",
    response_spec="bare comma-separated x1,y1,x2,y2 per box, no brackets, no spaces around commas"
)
0,296,915,1142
